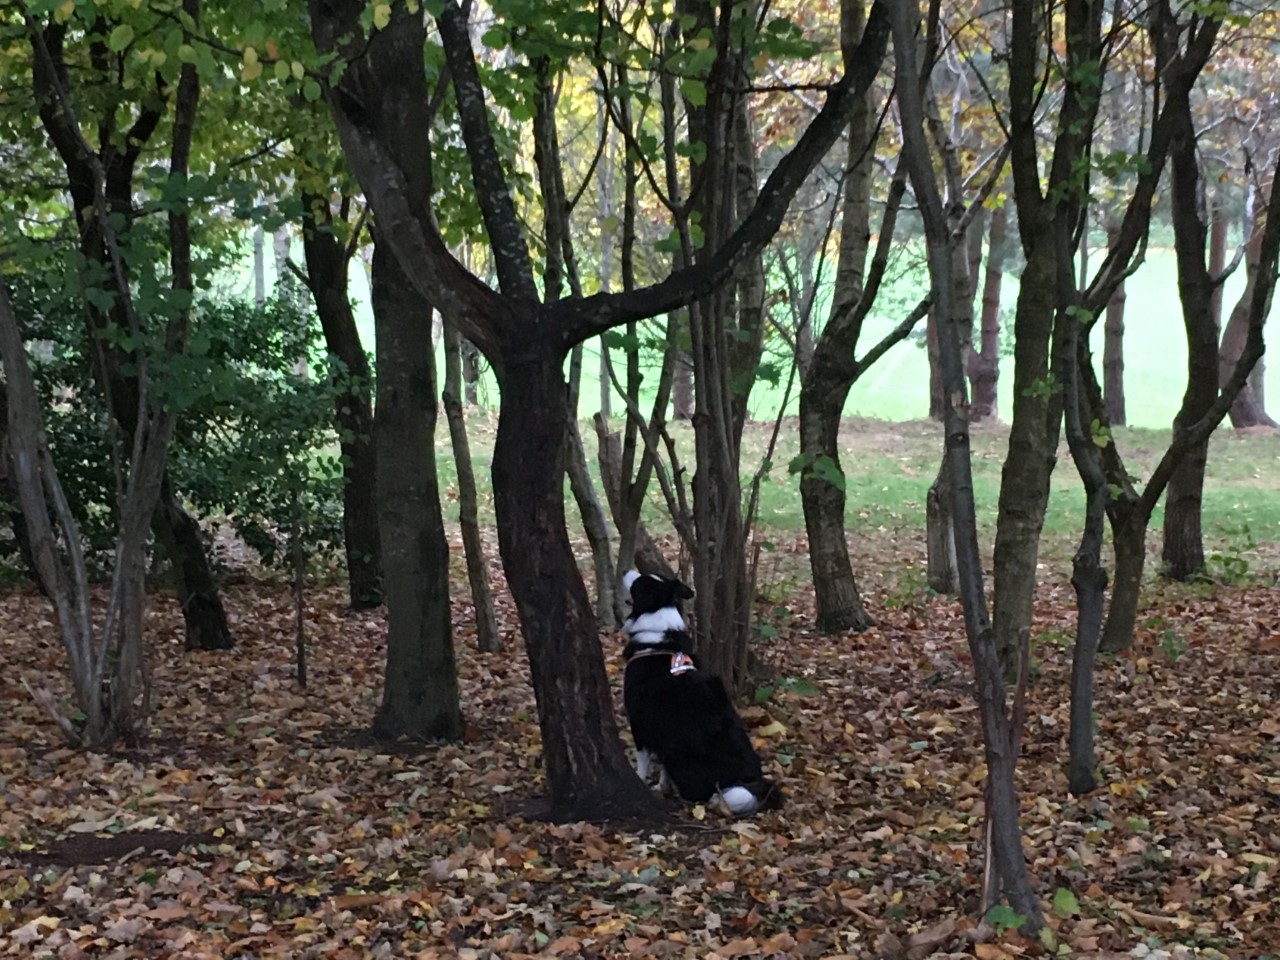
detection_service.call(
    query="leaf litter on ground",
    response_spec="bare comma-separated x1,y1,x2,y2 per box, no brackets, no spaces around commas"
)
0,531,1276,958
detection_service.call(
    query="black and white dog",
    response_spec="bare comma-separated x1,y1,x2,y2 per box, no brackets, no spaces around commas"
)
620,570,781,816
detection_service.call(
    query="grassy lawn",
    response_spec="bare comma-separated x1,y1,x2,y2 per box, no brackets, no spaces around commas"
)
436,412,1280,584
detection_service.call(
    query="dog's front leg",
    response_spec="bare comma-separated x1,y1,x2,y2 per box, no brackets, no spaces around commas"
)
656,766,673,795
635,748,652,782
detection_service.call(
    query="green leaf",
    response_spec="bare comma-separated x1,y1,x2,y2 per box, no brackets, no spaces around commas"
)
108,24,135,52
682,78,706,106
984,904,1025,934
302,78,323,102
1052,887,1080,918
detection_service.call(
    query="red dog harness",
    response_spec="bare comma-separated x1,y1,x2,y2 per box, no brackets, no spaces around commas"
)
626,649,697,676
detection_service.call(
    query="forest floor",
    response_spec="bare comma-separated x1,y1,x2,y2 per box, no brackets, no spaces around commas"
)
3,420,1280,959
3,533,1279,958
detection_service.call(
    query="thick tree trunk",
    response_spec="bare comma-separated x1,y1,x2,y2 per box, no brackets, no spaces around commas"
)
1102,225,1127,426
301,200,382,609
442,320,500,653
969,201,1006,421
493,351,656,820
369,240,463,742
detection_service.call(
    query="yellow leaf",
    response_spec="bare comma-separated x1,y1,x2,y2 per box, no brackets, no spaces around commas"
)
692,804,706,820
54,0,75,23
1242,853,1277,865
373,3,391,29
291,60,306,81
241,59,263,82
756,720,787,737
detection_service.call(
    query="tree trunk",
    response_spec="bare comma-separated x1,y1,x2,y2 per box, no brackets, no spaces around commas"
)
493,350,656,820
153,479,233,650
301,198,383,609
1102,225,1127,426
442,320,500,653
32,23,233,653
925,454,958,594
671,350,694,420
565,349,618,629
991,242,1061,677
798,0,877,635
1222,183,1278,429
1160,101,1219,583
369,239,464,742
891,0,1042,929
1099,501,1148,654
926,308,945,420
969,201,1006,421
593,416,677,581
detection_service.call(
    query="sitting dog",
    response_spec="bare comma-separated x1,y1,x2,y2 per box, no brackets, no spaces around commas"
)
620,570,781,816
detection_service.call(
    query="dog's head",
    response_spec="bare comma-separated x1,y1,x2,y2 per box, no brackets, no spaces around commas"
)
621,570,694,645
622,570,694,617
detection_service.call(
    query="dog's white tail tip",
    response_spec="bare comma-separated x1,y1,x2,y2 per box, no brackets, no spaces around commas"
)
720,786,759,816
622,569,641,591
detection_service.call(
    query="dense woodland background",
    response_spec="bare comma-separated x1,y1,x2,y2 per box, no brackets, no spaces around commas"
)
1,0,1279,956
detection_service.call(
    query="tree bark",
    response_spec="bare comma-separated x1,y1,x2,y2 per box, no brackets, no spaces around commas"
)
925,455,958,594
798,0,879,634
891,0,1042,930
301,197,382,609
493,351,656,819
969,201,1006,421
369,238,463,742
442,320,500,653
1102,224,1127,426
1160,94,1219,582
1222,183,1278,429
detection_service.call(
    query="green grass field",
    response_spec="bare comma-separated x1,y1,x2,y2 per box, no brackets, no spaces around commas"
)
224,242,1277,433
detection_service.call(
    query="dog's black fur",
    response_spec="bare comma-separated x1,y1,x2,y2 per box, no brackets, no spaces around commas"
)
621,571,781,815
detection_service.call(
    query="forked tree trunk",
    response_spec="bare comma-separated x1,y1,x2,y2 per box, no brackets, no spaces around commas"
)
369,240,463,742
301,198,382,609
442,320,500,653
153,479,233,650
969,201,1006,421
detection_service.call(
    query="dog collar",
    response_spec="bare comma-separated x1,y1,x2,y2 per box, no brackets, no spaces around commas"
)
626,649,697,676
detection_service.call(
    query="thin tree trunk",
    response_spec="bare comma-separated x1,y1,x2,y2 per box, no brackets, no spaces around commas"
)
892,0,1042,929
969,201,1006,421
1102,224,1127,426
1160,98,1219,583
925,455,958,594
566,348,618,628
593,415,677,581
1222,183,1277,429
799,0,878,634
369,238,464,742
1099,501,1148,654
442,319,500,653
301,197,382,609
